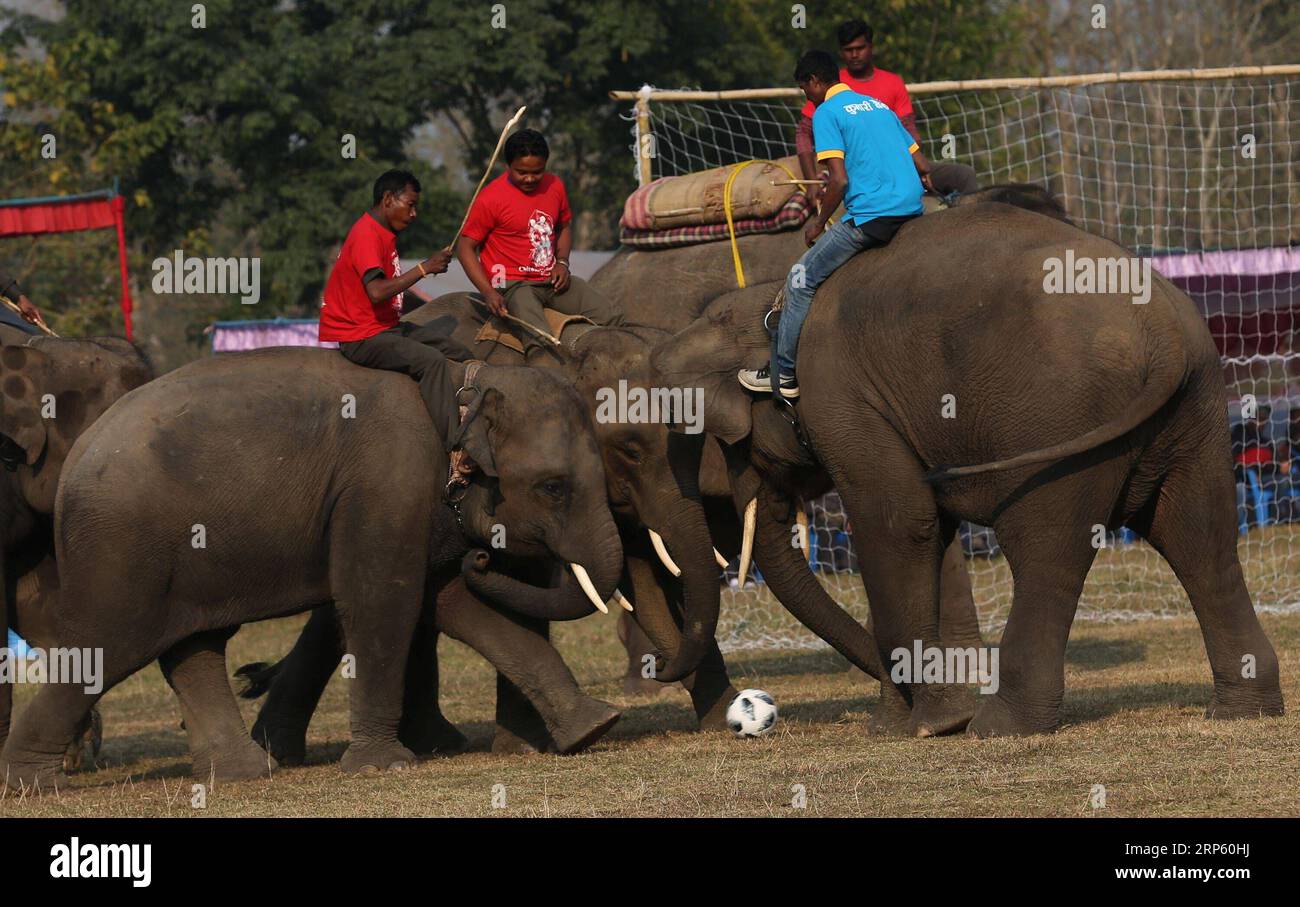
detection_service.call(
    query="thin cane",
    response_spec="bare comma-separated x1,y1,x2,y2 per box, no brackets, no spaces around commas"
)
443,106,528,253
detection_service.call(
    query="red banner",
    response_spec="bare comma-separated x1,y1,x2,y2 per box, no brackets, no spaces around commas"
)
0,193,133,339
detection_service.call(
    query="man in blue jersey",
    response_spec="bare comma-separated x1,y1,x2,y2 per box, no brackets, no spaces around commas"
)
739,49,933,399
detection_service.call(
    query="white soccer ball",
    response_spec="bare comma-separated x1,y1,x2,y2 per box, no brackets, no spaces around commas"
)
726,689,778,738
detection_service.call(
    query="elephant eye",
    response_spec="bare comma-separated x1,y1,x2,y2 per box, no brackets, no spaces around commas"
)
618,443,643,464
538,478,569,501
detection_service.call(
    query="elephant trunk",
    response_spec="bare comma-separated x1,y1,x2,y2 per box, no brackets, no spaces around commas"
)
752,491,887,681
461,519,624,621
649,494,722,683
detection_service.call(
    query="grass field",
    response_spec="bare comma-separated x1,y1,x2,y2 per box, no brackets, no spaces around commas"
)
3,598,1298,817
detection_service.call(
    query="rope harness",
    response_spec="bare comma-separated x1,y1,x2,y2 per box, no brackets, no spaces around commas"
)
445,360,485,508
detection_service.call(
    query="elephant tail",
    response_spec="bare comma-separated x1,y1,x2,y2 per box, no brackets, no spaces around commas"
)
234,660,283,700
925,337,1186,484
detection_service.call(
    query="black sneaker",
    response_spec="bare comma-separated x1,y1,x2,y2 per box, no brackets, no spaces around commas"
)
737,365,799,399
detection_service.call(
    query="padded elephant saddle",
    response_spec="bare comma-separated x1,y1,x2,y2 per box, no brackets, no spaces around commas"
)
473,307,593,356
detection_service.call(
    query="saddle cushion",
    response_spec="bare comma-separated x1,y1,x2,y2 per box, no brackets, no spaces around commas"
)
474,307,593,355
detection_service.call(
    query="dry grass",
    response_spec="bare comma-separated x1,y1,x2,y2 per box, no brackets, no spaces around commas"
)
3,603,1298,817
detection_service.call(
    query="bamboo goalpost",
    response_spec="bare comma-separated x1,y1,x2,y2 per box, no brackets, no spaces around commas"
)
611,64,1300,186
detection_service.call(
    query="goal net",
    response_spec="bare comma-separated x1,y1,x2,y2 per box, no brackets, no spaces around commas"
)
614,68,1300,650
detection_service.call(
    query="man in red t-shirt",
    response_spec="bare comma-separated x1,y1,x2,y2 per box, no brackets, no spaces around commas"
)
320,169,471,451
456,129,624,362
795,19,919,181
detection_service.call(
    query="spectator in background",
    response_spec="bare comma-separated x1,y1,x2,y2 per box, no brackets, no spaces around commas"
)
794,19,920,182
0,266,45,326
1233,404,1298,522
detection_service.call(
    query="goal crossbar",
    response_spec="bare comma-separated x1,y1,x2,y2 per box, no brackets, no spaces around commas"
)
610,63,1300,102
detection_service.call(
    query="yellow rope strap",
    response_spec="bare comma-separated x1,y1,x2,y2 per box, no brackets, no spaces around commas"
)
723,159,799,289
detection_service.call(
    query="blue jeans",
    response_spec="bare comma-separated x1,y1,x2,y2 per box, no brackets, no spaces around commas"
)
776,219,882,376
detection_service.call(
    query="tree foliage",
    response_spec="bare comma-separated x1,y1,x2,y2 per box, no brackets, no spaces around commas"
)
0,0,1043,358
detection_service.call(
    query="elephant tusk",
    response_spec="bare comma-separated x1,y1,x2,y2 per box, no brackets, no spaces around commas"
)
737,498,757,588
570,563,609,614
613,589,634,612
714,547,729,570
648,529,682,577
796,508,811,564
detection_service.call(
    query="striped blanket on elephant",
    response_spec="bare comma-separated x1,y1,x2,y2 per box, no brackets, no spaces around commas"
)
619,191,812,249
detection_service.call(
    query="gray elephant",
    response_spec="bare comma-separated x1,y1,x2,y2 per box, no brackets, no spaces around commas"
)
248,302,740,760
653,199,1284,736
589,203,987,693
0,328,154,765
0,349,622,786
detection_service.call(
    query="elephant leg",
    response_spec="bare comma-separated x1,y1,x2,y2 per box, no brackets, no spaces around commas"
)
967,482,1107,737
160,629,275,781
0,559,10,752
624,552,738,730
1140,456,1283,720
491,672,553,755
331,536,424,774
398,613,469,757
434,581,620,755
251,605,344,766
617,611,669,696
819,420,974,737
1,641,141,789
938,534,984,650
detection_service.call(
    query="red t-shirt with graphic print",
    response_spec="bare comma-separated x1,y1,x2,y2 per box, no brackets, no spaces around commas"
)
318,213,403,342
461,172,571,283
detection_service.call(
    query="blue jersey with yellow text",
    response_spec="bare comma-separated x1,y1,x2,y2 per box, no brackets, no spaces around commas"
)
813,83,923,224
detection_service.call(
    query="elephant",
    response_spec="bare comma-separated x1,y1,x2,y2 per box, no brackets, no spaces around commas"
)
588,187,989,698
0,328,154,766
0,349,623,786
652,198,1285,736
247,300,740,760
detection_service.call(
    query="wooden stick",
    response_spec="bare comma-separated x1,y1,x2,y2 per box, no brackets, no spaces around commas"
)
444,106,527,253
771,179,824,186
608,63,1300,101
0,294,58,336
467,294,562,348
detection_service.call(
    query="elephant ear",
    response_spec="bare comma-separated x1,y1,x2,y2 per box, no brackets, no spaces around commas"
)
0,343,51,466
650,337,753,445
450,385,502,477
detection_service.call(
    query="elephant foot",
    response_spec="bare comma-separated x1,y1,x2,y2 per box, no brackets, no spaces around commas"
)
622,672,672,697
866,683,914,737
400,713,470,758
62,707,104,774
1,757,66,792
340,740,415,774
967,692,1058,738
193,740,277,782
250,717,308,767
694,685,740,732
1204,686,1285,721
550,697,621,755
911,686,977,738
492,725,546,755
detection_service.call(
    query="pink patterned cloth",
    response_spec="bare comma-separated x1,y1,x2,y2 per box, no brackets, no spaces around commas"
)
210,319,337,353
1152,247,1300,279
